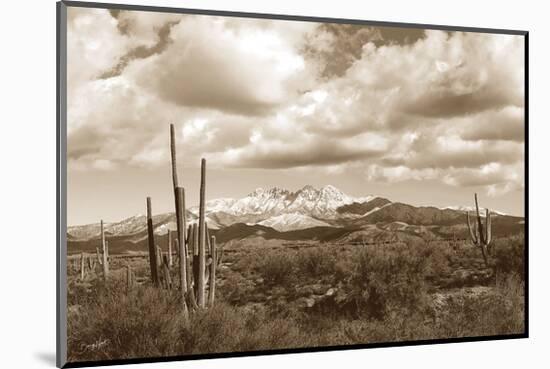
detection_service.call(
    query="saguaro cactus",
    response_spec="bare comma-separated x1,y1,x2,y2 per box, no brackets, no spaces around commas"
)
163,255,172,290
147,197,159,287
185,225,198,310
175,187,188,305
164,126,216,311
208,235,217,307
205,225,212,285
101,220,109,279
170,124,189,313
192,223,199,297
197,159,207,307
157,245,163,269
96,247,102,265
466,193,492,267
170,124,179,191
167,230,173,268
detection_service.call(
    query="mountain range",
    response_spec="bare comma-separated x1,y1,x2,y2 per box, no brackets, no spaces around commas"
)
67,185,524,254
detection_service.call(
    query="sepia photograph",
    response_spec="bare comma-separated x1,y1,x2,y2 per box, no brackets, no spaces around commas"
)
60,2,526,366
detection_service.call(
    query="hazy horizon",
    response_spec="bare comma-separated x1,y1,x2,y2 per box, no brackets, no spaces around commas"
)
67,8,525,226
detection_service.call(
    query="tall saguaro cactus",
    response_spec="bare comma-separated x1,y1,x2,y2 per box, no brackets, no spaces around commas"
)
197,159,207,307
147,197,159,287
170,124,189,313
159,125,217,311
466,193,492,267
101,220,109,279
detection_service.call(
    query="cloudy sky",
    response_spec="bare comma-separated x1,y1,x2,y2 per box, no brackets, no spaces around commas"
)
67,7,525,225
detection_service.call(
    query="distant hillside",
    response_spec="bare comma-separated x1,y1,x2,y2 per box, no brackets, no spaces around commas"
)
67,185,524,255
336,197,392,215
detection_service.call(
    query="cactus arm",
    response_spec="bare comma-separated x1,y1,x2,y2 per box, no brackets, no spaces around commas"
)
96,247,103,265
466,212,478,244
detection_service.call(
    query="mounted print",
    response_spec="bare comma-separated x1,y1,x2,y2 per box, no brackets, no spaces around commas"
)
56,1,528,367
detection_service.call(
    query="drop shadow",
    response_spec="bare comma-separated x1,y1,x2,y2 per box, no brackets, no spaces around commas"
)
35,352,56,366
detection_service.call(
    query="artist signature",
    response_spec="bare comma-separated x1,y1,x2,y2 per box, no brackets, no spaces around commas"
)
81,338,109,352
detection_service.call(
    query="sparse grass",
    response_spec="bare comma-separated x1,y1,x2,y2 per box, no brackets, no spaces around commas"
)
67,235,525,362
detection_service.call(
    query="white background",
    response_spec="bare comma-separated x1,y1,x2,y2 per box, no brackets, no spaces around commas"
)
0,0,547,368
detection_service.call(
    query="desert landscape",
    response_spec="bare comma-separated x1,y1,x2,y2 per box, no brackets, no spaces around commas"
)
64,7,525,364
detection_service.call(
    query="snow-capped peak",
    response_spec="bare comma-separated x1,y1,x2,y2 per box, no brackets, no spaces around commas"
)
192,185,375,219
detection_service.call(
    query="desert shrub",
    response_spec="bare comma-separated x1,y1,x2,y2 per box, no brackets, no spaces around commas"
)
257,252,295,286
334,257,354,283
231,250,263,277
295,247,338,279
220,272,258,306
422,242,452,276
493,235,524,278
348,243,429,320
